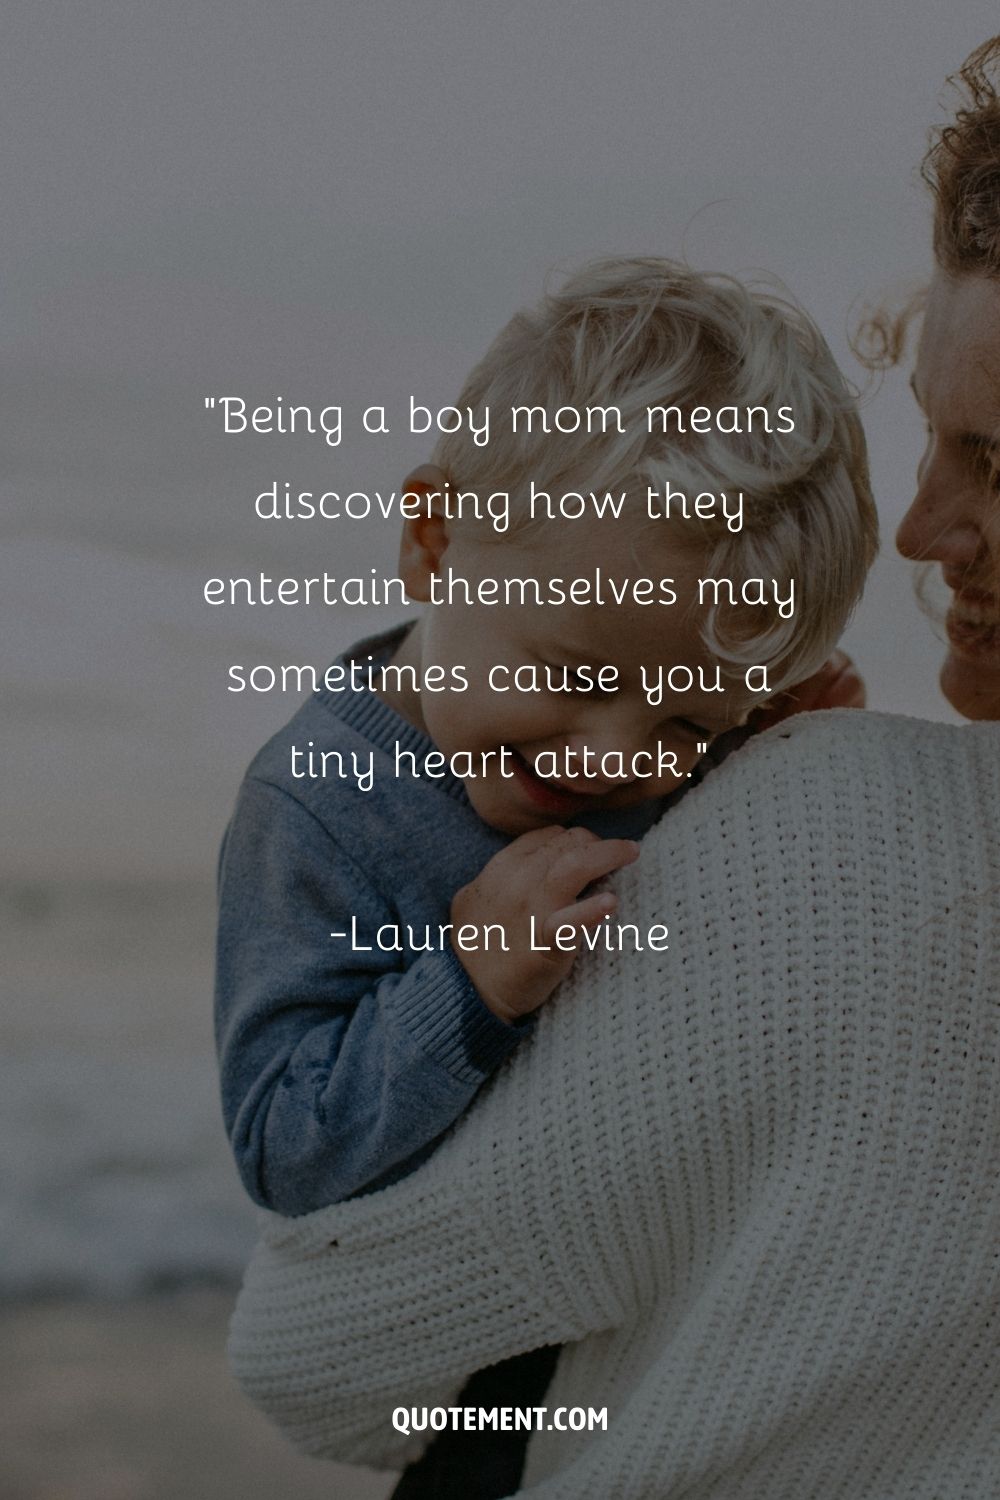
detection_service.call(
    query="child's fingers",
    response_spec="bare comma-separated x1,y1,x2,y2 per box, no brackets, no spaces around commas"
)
515,825,598,872
541,889,618,947
754,650,867,727
507,825,581,857
817,655,866,709
544,836,640,906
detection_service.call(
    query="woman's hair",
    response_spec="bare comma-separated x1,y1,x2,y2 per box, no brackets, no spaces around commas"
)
925,35,1000,277
434,257,877,691
860,35,1000,367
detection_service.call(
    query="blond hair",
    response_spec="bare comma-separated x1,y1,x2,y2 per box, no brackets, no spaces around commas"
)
434,257,877,690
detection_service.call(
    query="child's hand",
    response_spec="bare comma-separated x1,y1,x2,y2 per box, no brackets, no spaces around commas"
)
750,649,866,731
451,826,641,1025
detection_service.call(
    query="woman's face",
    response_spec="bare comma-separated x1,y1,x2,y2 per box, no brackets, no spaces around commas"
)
897,271,1000,720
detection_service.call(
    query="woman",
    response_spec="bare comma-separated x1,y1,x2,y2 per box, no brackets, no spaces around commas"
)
228,39,1000,1498
894,43,1000,722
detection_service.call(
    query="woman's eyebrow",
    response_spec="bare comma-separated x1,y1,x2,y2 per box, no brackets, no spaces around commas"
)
907,374,999,451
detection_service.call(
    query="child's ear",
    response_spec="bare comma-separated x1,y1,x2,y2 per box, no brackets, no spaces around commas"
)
397,464,452,601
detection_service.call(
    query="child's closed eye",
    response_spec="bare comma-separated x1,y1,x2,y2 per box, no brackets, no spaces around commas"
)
539,660,615,698
672,717,715,740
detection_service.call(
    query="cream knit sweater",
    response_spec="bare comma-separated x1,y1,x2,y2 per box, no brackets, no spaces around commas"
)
229,712,1000,1499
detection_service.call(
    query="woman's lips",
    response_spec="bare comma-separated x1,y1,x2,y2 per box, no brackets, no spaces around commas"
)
946,596,1000,658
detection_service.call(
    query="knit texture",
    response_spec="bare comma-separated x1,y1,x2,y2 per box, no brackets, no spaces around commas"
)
229,711,1000,1498
216,622,665,1214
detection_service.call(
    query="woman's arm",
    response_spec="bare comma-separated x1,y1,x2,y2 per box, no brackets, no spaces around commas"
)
227,712,922,1469
227,1004,633,1465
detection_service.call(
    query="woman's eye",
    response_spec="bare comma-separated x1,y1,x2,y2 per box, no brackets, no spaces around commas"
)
970,447,1000,492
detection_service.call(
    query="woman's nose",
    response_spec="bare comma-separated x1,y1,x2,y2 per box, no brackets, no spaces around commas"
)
895,457,981,567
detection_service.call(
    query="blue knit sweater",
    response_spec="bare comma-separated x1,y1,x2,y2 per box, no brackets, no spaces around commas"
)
214,625,666,1215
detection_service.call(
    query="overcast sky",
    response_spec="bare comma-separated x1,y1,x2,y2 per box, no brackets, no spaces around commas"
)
5,2,998,878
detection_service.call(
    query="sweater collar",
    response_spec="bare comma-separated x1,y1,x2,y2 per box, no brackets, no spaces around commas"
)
319,623,472,809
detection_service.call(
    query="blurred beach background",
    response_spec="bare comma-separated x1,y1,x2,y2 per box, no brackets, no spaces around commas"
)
4,3,998,1496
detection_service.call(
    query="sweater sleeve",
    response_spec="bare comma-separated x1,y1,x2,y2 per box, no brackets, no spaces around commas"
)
227,1090,626,1467
214,775,525,1214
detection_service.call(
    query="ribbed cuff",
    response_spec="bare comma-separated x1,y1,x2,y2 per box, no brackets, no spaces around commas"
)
389,947,530,1085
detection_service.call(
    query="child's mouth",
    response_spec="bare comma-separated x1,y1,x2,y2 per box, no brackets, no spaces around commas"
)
509,750,592,815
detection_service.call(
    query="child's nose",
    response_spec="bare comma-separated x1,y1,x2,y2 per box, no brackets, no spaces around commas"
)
559,712,651,785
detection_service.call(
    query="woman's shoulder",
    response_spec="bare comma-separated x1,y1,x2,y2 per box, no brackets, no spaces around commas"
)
665,707,1000,867
753,704,990,749
712,708,998,792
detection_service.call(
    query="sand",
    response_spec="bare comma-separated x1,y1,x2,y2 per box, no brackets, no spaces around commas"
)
0,1289,394,1500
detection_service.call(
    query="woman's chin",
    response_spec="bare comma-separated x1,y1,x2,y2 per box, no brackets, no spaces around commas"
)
940,650,1000,721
